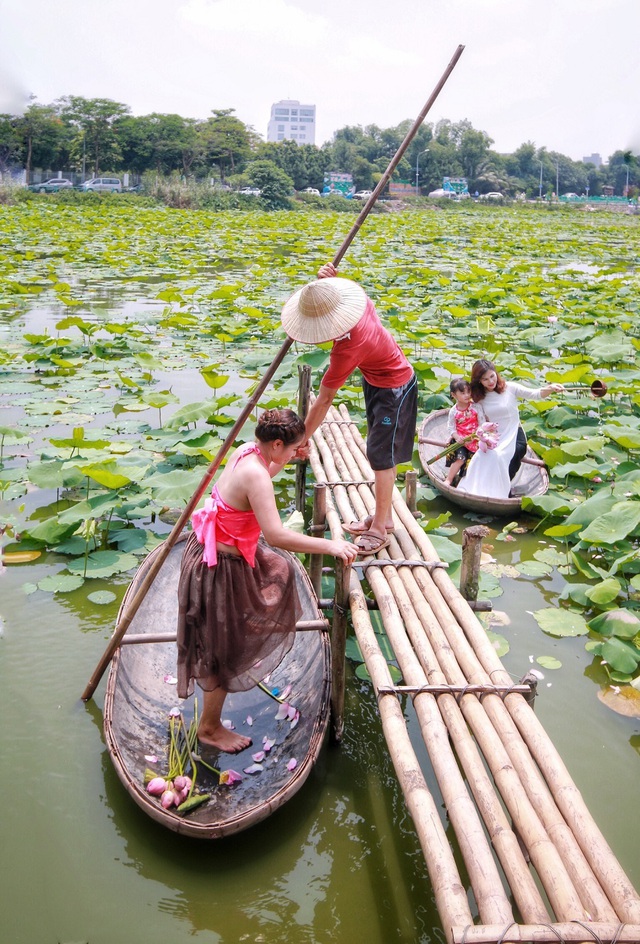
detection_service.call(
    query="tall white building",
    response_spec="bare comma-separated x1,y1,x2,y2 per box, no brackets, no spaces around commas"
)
267,100,316,145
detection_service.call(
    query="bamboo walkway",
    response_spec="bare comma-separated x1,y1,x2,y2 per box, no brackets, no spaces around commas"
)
307,402,640,944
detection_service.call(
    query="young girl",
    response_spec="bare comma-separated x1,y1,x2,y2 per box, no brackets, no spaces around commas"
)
459,359,563,499
444,378,482,486
176,408,358,754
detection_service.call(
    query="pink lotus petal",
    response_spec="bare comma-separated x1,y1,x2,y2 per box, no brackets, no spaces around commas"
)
287,704,298,721
243,763,264,775
219,769,243,785
262,737,275,752
275,702,290,721
169,707,181,718
222,719,235,730
144,754,159,764
286,758,297,771
252,751,266,763
246,715,253,726
280,684,292,700
163,674,178,685
289,713,300,730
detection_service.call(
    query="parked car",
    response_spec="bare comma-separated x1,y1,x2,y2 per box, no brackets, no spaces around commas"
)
28,178,73,193
481,192,504,200
353,190,373,200
80,177,122,192
302,187,320,195
238,187,261,196
428,188,456,198
562,192,580,199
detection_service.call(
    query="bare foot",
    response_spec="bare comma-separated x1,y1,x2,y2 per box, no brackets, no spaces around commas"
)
344,516,394,535
197,724,252,754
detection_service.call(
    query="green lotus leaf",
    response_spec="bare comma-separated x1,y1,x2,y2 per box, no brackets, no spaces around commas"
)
37,573,85,593
532,607,589,637
345,637,364,663
584,577,622,605
78,462,132,489
580,502,640,544
521,493,573,516
142,468,204,504
24,517,80,546
516,560,553,577
536,656,562,669
544,523,582,538
588,608,640,639
87,590,117,605
426,534,462,564
164,399,220,429
598,637,640,674
67,550,140,578
108,528,149,552
534,547,566,567
559,582,592,606
563,492,618,528
602,425,640,449
551,459,604,479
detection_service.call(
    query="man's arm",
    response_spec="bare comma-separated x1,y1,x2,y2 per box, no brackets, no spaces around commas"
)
304,383,339,441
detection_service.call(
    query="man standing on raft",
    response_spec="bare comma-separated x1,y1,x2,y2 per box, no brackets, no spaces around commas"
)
281,263,418,556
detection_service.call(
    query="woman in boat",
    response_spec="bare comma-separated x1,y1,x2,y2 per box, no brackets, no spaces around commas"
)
177,408,358,754
458,359,563,499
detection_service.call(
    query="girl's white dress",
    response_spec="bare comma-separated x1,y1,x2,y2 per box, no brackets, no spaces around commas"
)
457,382,543,499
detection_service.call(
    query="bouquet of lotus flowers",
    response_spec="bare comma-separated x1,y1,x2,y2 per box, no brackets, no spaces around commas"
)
427,421,499,465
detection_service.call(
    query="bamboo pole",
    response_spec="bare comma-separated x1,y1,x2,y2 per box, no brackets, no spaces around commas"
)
330,558,351,743
312,411,635,920
451,923,640,943
309,483,327,596
119,618,330,645
349,578,475,942
405,469,417,515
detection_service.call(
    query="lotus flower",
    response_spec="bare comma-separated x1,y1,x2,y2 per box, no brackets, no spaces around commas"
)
146,777,168,796
219,769,243,785
476,421,499,453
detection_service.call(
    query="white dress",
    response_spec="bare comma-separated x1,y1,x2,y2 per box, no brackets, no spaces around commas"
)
458,382,543,499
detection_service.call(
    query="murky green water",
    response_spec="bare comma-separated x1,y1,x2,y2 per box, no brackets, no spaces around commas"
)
2,493,640,944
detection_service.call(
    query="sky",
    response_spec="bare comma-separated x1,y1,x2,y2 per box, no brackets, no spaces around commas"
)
1,0,640,163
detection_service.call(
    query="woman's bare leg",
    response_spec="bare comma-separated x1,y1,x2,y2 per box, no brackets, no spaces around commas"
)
198,685,252,753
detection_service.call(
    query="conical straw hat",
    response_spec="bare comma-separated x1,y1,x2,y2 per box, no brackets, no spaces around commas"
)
281,277,367,344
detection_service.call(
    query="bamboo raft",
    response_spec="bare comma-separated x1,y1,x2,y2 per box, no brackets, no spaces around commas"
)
306,401,640,944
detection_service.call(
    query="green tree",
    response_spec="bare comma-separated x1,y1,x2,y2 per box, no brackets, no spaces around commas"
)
200,109,252,180
57,96,130,175
16,103,70,182
117,113,201,176
246,159,294,209
0,114,21,174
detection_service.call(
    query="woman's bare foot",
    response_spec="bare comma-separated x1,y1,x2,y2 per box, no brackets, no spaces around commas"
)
197,724,252,754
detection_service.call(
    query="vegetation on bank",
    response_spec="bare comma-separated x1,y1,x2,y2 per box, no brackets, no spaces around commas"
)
1,95,638,199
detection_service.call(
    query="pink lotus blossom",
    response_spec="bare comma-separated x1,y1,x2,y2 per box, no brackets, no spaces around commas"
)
219,769,243,785
476,421,499,453
161,789,179,809
147,777,168,796
169,707,181,718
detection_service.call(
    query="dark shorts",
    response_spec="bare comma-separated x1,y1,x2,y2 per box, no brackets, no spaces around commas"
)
445,441,474,469
362,373,418,471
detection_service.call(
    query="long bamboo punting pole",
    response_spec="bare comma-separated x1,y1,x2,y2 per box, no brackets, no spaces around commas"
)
451,923,640,943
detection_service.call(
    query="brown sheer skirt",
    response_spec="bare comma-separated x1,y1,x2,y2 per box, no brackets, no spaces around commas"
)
176,532,301,698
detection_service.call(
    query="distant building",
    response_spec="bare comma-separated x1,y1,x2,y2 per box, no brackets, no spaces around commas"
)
583,153,602,168
267,100,316,145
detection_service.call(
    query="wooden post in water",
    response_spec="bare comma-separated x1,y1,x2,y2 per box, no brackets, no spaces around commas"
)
330,558,351,743
295,364,312,512
405,469,418,515
309,483,327,597
460,525,489,603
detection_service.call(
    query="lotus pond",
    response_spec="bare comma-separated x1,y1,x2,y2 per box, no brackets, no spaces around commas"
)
1,201,640,944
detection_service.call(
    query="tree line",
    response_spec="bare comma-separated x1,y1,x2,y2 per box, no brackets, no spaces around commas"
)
0,95,637,198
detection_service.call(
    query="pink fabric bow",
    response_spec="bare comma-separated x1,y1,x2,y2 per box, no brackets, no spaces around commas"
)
192,496,219,567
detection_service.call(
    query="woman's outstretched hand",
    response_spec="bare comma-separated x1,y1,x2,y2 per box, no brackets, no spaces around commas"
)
327,539,359,564
541,383,565,397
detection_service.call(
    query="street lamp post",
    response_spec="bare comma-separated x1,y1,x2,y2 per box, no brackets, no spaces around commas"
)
415,148,428,196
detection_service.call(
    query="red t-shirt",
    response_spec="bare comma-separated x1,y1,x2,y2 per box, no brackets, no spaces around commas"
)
321,298,413,390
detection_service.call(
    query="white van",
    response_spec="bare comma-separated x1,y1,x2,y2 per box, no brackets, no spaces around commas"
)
81,177,122,192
